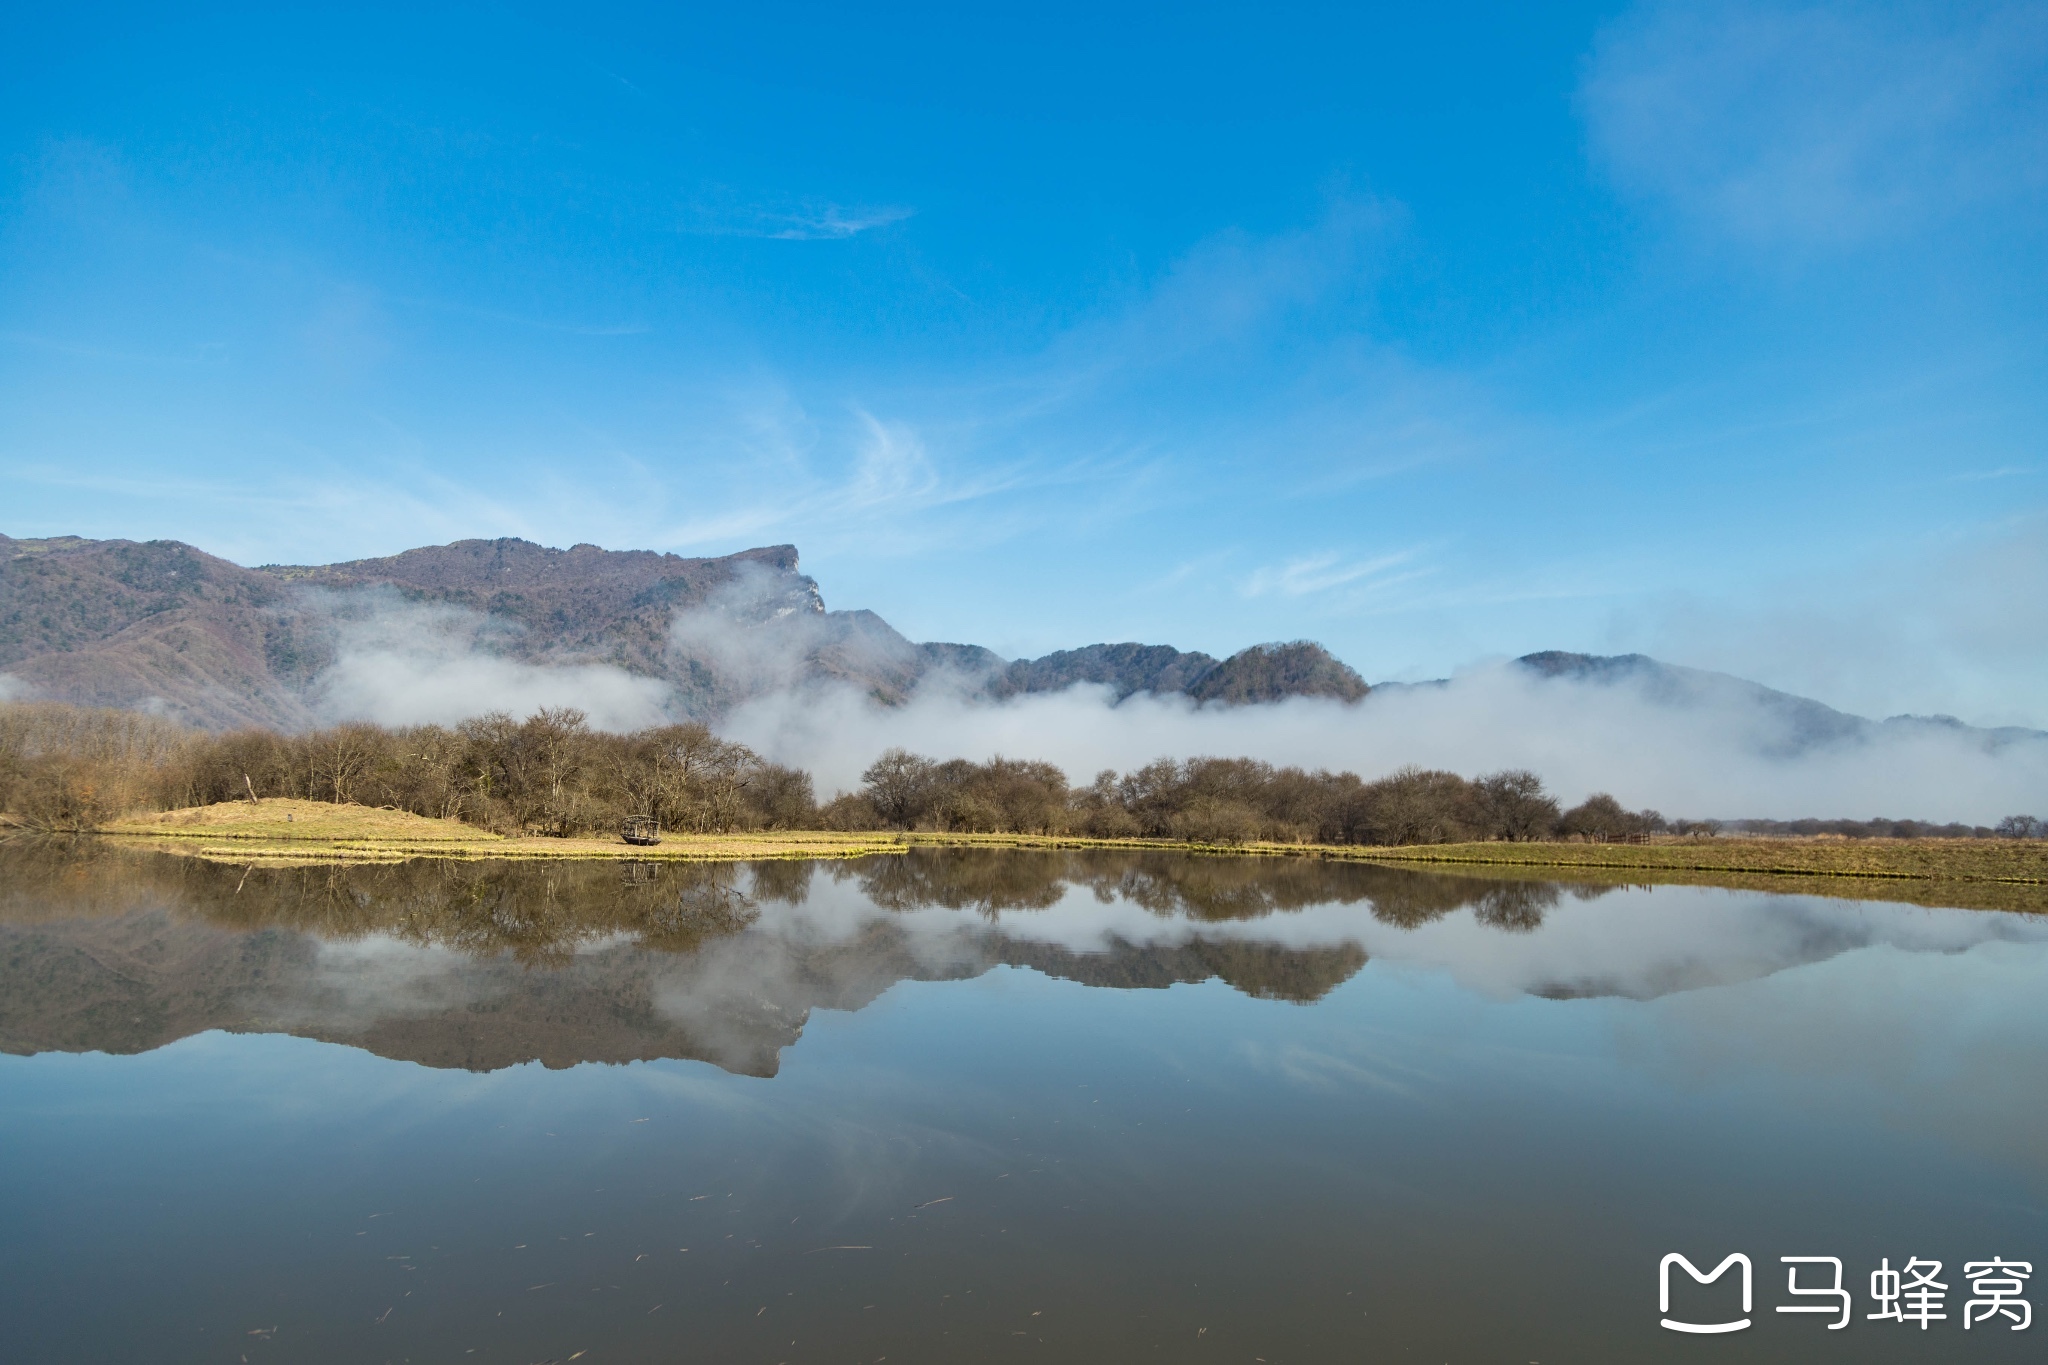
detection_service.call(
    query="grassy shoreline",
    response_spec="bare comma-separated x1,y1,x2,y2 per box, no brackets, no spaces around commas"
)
61,802,2048,906
916,833,2048,910
1316,837,2048,883
86,800,909,864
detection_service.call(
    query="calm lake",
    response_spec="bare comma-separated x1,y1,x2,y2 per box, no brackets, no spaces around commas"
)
2,844,2044,1363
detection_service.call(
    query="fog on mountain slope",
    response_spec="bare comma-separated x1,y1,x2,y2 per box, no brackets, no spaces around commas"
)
723,663,2047,824
2,532,2042,823
0,533,1373,723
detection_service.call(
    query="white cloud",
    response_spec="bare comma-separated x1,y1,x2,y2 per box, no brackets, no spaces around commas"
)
1241,549,1423,599
1608,511,2048,727
308,591,674,731
284,557,2047,824
664,561,846,699
654,408,1032,559
684,199,915,240
317,647,671,732
744,876,2048,1003
760,204,915,240
723,663,2046,823
1582,0,2048,243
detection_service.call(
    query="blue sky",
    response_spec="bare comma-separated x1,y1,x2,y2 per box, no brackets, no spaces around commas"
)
2,1,2044,723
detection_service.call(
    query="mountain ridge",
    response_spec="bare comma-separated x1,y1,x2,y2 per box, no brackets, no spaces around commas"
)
1,533,1376,726
2,532,2037,754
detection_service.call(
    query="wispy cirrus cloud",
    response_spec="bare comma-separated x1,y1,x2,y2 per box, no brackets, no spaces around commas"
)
758,204,916,240
1581,0,2048,244
645,196,1490,577
1021,194,1401,404
682,197,916,240
1241,549,1425,600
1946,465,2036,484
652,408,1035,558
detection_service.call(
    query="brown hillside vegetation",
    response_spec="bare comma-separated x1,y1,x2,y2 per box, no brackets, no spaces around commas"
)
0,534,916,726
1185,641,1368,704
3,533,1391,729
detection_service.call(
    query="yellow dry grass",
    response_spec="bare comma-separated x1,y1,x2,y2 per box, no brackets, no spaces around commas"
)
89,803,2047,895
1325,837,2048,884
887,831,2046,883
97,800,909,866
101,798,499,844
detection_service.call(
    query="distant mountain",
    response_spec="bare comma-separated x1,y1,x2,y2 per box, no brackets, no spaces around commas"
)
0,533,309,728
2,534,2036,754
1187,641,1370,704
982,639,1367,705
985,642,1221,701
1,534,752,725
1515,651,2045,756
0,533,1369,727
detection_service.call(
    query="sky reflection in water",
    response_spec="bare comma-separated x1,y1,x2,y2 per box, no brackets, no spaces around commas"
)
0,846,2043,1363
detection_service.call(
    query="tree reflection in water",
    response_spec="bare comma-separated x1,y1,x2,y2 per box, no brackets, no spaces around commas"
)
0,840,1608,954
0,839,1624,1074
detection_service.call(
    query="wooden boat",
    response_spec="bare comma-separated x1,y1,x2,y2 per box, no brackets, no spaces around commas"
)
621,815,663,846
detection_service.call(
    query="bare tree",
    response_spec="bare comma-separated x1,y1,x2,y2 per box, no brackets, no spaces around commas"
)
862,748,937,828
1474,769,1559,842
311,723,385,806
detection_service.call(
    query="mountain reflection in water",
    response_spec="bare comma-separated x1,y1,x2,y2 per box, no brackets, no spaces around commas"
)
7,841,2048,1365
2,843,2041,1077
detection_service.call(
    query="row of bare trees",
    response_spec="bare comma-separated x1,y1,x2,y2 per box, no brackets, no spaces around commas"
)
0,702,193,832
0,702,811,835
7,701,2030,844
821,749,1668,845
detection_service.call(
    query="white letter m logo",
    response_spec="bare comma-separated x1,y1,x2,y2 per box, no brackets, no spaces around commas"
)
1660,1253,1752,1334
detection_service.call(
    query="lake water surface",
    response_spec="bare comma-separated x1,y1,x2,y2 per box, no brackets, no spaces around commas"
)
2,844,2044,1362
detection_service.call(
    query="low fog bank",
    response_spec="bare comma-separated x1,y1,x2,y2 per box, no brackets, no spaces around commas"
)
724,665,2046,824
293,584,2044,825
665,562,864,699
303,570,876,731
306,589,674,732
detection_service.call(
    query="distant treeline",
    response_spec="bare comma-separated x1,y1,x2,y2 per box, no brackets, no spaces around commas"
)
1718,815,2045,840
0,701,2037,843
821,749,1668,844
